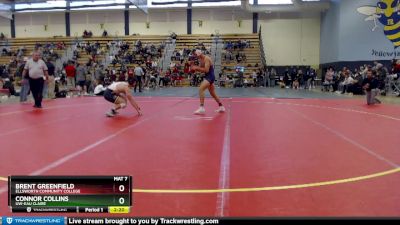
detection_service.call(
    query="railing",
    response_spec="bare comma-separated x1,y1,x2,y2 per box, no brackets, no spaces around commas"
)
0,39,10,48
54,46,71,73
258,26,267,68
101,36,122,68
210,34,223,78
160,37,176,72
210,36,218,65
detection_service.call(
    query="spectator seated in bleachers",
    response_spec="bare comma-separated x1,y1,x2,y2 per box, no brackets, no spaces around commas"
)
72,49,80,61
170,32,177,40
1,47,12,56
389,59,400,97
373,61,388,93
256,70,265,87
57,41,66,50
149,70,157,89
83,30,93,38
282,68,290,88
102,30,108,37
135,39,142,48
224,41,233,50
218,71,226,87
8,56,17,68
176,50,182,61
164,69,172,86
319,62,396,97
236,39,243,50
34,42,42,50
222,49,233,63
42,44,60,60
226,74,234,87
16,48,24,59
337,70,357,94
322,67,335,92
235,51,246,63
0,75,17,97
351,70,364,95
189,72,201,87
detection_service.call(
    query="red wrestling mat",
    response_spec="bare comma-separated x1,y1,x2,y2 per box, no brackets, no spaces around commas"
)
0,97,399,216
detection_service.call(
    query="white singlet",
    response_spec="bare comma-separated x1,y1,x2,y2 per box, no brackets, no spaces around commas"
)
108,82,126,91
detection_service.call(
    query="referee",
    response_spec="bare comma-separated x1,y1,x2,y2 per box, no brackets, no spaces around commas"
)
22,51,49,108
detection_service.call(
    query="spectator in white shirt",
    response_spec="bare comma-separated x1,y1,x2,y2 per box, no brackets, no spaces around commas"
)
151,60,158,69
341,71,355,94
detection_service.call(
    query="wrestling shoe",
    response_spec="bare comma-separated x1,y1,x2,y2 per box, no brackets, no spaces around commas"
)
215,106,226,113
106,109,117,117
194,107,206,115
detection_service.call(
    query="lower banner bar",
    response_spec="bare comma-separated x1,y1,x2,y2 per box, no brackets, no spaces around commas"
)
1,217,399,225
66,217,400,225
67,218,221,225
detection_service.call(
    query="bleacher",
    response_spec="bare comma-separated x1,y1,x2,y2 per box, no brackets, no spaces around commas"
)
220,33,261,78
0,37,71,75
0,34,263,90
0,35,169,77
172,33,263,86
104,35,168,73
71,35,168,69
174,34,261,74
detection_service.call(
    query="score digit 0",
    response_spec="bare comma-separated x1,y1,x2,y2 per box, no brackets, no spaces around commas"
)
119,197,125,205
119,185,125,192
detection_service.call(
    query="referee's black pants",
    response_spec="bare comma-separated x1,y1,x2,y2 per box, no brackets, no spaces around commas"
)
29,77,44,107
135,76,142,92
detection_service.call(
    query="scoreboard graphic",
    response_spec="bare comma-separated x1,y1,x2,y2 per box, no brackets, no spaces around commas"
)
8,176,132,213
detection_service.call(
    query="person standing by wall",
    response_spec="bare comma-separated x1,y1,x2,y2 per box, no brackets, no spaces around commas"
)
75,63,87,96
19,57,30,103
94,64,104,85
44,58,55,99
270,67,277,87
65,61,76,89
134,64,144,92
22,51,48,108
158,70,166,87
